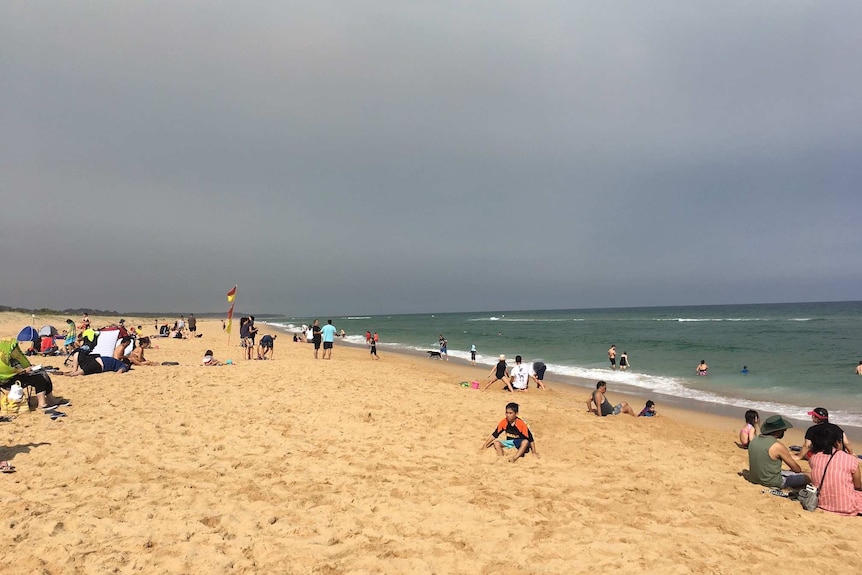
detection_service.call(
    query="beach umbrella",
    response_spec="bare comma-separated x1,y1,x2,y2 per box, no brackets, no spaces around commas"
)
39,325,59,337
16,326,38,342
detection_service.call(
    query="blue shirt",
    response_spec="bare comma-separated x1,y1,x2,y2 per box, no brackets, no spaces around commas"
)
321,324,337,343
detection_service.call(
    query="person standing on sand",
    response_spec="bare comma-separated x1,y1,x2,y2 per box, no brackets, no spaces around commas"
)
439,335,448,361
187,314,197,334
311,319,322,359
483,355,512,392
608,345,616,369
480,402,539,462
470,344,477,365
321,320,338,360
747,415,809,489
368,335,379,360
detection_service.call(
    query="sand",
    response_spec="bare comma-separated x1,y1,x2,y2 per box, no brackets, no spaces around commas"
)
1,312,860,574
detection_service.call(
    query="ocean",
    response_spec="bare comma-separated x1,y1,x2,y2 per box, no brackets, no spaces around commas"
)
266,301,862,428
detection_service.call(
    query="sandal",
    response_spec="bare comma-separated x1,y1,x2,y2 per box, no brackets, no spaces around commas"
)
0,461,15,473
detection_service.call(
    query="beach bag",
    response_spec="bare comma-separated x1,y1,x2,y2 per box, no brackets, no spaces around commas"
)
799,451,836,512
1,384,24,414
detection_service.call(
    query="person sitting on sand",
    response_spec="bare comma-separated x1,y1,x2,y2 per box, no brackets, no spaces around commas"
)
738,410,759,449
589,381,636,416
202,350,223,366
696,360,708,376
480,402,539,462
508,355,531,391
64,349,130,376
126,337,158,366
747,415,809,489
482,355,512,392
796,407,855,460
0,338,68,411
638,400,657,417
806,423,862,516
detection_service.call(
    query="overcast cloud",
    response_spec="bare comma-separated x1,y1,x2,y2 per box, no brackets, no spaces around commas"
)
2,2,860,316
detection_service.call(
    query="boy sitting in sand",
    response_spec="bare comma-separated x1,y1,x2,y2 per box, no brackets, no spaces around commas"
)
202,350,223,366
480,402,539,462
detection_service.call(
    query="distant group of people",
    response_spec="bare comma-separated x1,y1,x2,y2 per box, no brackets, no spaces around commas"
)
742,407,861,516
482,355,547,392
365,331,380,360
607,345,631,370
303,320,343,360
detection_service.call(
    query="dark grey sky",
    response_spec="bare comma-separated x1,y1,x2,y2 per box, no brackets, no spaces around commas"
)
2,2,860,315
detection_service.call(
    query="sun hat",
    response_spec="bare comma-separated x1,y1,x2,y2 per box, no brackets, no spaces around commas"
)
807,407,828,420
499,354,505,360
760,415,793,435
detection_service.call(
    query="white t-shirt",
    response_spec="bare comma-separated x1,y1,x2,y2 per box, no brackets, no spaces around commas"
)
510,363,530,390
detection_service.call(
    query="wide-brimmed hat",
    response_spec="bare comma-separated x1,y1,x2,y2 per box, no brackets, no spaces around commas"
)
761,415,793,435
807,407,828,420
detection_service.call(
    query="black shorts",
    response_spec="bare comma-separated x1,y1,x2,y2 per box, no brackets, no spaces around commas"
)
313,339,321,350
4,371,53,395
78,353,103,375
471,351,476,360
189,326,196,332
323,341,333,350
609,358,616,366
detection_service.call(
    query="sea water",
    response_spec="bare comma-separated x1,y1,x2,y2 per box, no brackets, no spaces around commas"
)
266,301,862,428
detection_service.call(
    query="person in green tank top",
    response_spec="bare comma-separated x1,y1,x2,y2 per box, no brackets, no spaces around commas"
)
748,415,809,489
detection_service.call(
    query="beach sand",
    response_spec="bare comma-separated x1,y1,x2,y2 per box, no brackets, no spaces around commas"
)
1,313,860,574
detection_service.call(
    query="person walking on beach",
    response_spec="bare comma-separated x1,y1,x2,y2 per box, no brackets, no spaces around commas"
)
368,335,379,360
747,415,809,489
589,381,636,416
619,351,630,371
483,355,512,392
311,319,322,359
321,320,338,360
470,344,477,365
608,345,617,370
439,335,448,361
187,314,197,334
696,360,708,376
479,402,539,462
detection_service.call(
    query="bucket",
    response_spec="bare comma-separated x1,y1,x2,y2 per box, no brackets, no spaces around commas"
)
470,381,480,389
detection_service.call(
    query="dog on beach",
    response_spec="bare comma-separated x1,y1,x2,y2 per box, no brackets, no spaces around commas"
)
427,351,442,359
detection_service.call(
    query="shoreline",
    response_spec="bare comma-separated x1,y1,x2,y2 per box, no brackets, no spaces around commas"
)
267,323,824,444
4,313,861,573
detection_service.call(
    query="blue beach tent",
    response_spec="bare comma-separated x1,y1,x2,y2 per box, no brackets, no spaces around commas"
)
16,326,38,342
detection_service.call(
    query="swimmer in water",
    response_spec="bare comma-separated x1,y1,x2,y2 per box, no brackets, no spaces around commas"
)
696,360,708,376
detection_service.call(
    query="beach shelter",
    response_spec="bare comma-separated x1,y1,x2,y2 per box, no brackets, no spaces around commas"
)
90,328,120,358
16,326,38,342
39,325,59,338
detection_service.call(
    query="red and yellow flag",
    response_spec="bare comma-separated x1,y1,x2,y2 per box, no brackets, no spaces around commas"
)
225,285,237,334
